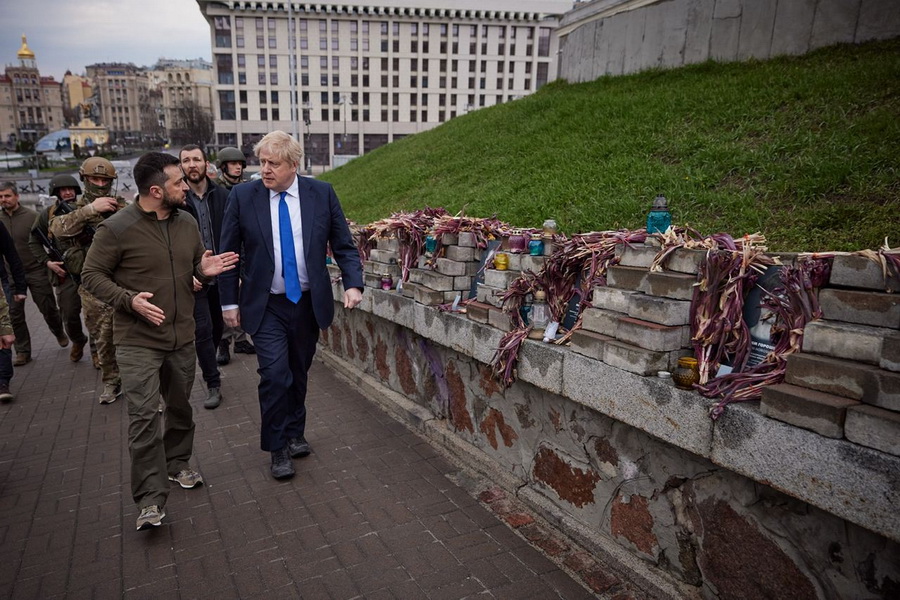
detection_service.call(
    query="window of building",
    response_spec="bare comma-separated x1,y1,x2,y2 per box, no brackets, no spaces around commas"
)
411,23,418,36
320,38,327,50
271,91,279,103
301,74,309,85
260,108,267,120
453,24,459,36
239,90,248,103
332,56,339,70
216,54,233,84
320,74,328,86
258,55,265,67
214,17,232,48
300,56,308,68
538,27,551,57
270,55,277,68
241,108,248,120
332,38,339,50
321,56,328,69
393,22,399,35
258,72,266,84
272,108,279,120
332,74,339,86
351,74,358,86
260,91,267,104
536,63,549,89
299,19,307,31
237,54,246,67
320,91,328,104
219,91,235,120
393,40,400,52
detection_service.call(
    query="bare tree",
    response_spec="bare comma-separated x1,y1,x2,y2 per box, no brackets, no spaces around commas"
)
169,99,214,147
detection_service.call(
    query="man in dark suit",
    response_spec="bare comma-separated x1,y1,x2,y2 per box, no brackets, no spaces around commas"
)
219,131,363,480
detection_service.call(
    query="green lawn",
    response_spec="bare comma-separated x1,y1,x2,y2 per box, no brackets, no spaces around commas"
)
321,39,900,252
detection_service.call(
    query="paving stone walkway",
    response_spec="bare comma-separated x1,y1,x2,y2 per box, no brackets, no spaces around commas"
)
0,303,600,599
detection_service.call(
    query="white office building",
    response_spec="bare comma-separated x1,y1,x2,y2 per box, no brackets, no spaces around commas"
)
196,0,569,169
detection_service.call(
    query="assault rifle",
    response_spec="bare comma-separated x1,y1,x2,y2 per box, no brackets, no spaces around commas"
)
33,198,85,286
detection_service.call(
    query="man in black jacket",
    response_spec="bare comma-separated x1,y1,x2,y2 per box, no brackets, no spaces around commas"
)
179,145,230,409
0,217,27,401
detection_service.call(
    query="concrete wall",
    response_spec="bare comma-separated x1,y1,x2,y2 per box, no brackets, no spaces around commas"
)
319,241,900,599
557,0,900,82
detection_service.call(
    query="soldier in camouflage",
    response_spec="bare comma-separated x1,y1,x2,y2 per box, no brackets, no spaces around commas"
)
213,147,256,363
28,174,93,364
49,157,126,404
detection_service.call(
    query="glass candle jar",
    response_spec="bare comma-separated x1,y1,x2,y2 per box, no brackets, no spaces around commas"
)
424,235,437,254
380,274,394,290
542,219,558,237
528,235,544,256
672,357,700,390
508,233,528,254
494,252,509,271
528,290,551,339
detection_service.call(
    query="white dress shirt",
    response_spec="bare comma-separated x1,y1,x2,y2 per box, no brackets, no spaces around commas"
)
269,177,309,294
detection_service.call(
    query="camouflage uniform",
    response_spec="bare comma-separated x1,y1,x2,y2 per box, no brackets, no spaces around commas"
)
49,183,126,392
0,292,12,335
28,201,94,360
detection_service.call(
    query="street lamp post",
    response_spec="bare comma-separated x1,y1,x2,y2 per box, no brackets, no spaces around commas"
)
302,101,312,174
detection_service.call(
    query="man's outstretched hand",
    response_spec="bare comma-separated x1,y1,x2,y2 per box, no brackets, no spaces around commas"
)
200,250,239,277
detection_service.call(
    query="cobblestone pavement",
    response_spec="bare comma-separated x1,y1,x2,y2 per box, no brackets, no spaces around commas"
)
0,302,601,599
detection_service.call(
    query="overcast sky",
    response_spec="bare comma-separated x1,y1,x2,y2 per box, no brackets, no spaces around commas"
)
0,0,212,81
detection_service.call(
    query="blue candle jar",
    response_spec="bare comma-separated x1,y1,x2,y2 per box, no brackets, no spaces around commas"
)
528,234,544,256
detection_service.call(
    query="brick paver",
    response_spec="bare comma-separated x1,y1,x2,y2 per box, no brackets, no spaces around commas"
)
0,302,599,599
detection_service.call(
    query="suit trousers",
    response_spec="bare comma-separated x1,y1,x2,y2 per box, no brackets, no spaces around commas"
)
117,343,197,510
193,285,221,390
252,293,320,452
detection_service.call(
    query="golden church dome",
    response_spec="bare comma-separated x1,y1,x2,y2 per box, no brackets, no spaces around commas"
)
17,34,35,60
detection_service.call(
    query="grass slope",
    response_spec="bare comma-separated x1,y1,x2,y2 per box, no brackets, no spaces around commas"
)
321,39,900,252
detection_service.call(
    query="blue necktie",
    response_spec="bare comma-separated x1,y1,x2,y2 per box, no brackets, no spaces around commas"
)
279,191,302,303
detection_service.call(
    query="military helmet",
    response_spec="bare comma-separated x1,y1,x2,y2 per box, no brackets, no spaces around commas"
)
49,173,82,197
217,147,246,168
78,156,117,180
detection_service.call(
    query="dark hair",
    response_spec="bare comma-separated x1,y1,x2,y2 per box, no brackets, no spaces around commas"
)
179,144,207,163
134,152,181,195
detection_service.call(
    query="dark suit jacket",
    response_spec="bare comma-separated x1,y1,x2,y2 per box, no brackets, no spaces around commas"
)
219,176,363,336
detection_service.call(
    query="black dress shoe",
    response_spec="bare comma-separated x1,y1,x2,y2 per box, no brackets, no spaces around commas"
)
270,447,295,479
216,342,230,365
234,340,256,354
288,436,311,458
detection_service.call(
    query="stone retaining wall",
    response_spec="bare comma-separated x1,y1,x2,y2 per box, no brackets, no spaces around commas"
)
321,237,899,598
557,0,900,83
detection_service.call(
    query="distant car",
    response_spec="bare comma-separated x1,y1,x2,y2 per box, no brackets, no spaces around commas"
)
250,171,262,181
